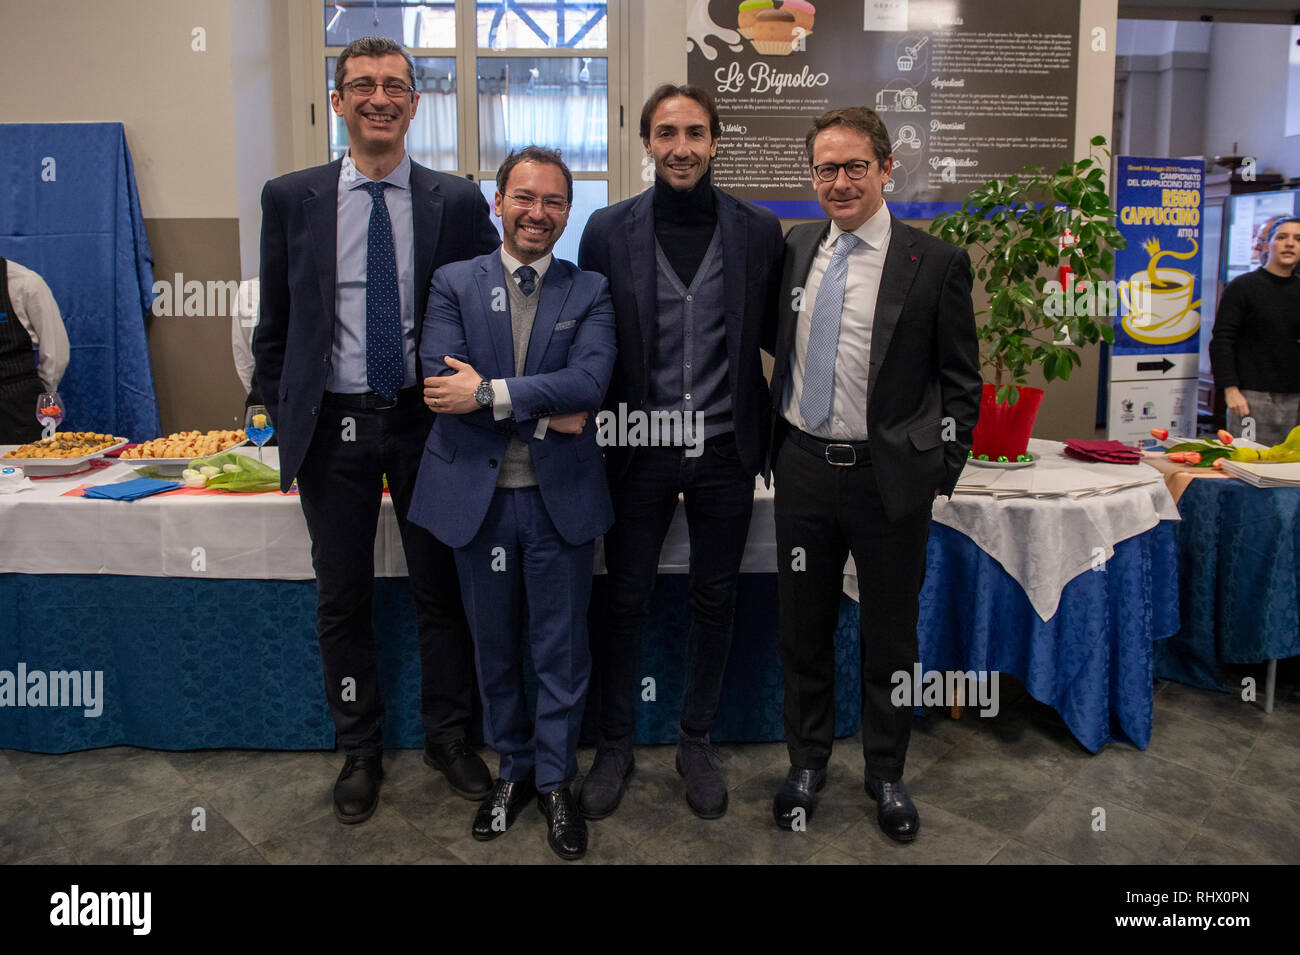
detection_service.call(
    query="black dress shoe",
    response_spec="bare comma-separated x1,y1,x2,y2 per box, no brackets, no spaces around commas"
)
334,753,383,825
425,738,493,800
772,765,826,830
866,774,920,843
472,777,535,841
537,786,587,861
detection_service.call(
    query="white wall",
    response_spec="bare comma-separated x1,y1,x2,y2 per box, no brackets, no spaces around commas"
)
1204,22,1299,177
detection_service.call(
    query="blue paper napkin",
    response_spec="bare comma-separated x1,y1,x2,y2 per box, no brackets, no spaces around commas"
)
82,477,182,501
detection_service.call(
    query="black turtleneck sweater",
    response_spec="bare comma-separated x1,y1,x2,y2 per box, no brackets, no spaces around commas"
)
653,172,718,287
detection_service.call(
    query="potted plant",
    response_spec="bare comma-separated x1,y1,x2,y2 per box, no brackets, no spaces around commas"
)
930,135,1125,462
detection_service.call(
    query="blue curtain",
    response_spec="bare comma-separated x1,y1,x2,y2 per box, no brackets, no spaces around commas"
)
0,123,160,441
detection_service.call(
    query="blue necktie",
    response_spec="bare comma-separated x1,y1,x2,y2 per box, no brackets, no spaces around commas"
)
364,181,403,400
515,265,537,296
800,232,860,432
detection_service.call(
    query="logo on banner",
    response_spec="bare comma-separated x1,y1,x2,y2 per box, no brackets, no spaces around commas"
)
1118,238,1201,345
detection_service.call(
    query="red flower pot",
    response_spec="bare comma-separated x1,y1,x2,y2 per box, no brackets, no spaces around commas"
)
970,384,1044,460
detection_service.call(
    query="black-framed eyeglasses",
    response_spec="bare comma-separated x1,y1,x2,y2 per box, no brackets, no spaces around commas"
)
506,192,570,214
812,159,873,182
340,78,415,98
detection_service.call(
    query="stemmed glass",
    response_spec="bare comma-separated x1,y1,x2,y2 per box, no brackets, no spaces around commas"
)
36,392,64,440
244,405,275,464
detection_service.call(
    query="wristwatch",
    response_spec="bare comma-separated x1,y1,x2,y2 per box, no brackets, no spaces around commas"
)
473,378,495,408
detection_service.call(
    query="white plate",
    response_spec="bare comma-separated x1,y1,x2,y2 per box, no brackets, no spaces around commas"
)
0,438,131,476
967,454,1036,469
117,440,250,475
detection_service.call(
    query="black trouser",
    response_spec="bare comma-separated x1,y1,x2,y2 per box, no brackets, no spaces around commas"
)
594,432,754,740
0,375,43,444
296,389,475,756
773,430,932,781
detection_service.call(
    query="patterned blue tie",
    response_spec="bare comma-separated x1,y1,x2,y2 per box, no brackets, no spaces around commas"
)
800,232,860,432
515,265,537,296
364,181,403,400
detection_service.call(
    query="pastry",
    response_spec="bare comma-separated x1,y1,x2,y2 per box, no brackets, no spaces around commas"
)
782,0,815,35
751,8,797,55
737,0,774,39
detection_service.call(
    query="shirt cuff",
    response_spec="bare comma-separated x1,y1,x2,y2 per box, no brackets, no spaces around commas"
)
491,379,512,420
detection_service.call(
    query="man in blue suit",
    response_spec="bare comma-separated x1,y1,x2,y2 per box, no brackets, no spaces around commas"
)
408,146,616,861
255,37,500,825
577,84,784,820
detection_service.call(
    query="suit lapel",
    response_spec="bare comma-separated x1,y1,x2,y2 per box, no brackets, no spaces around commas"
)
625,191,657,362
866,217,921,408
524,260,573,376
410,163,445,330
302,161,341,327
781,222,830,360
474,256,515,379
717,190,745,397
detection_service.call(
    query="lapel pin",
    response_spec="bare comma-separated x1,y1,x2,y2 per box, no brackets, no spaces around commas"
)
910,255,917,262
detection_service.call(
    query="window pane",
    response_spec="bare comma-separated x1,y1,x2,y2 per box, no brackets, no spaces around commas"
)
477,1,607,50
325,1,455,48
327,57,459,172
478,179,608,265
477,57,607,171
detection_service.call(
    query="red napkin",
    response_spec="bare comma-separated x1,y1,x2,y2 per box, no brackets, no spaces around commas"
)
1062,439,1143,464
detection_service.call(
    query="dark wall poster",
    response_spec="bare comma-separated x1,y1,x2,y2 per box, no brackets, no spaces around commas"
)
685,0,1080,217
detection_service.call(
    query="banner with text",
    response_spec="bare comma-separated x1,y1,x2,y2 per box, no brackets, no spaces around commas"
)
1109,156,1204,446
685,0,1080,217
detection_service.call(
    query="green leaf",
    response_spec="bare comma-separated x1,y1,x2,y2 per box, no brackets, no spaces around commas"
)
1090,134,1106,146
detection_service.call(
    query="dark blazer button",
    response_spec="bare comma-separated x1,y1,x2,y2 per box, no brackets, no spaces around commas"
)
488,459,498,468
311,406,319,415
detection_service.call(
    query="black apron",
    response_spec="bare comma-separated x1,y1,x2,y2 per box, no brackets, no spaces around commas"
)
0,258,46,445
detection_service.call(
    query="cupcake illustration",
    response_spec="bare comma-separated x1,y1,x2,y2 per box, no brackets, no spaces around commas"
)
737,0,774,40
783,0,815,35
751,7,797,55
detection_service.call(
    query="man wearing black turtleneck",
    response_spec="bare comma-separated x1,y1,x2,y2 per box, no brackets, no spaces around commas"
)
577,84,784,821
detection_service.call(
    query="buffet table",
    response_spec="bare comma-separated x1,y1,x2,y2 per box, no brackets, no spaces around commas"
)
0,442,1180,754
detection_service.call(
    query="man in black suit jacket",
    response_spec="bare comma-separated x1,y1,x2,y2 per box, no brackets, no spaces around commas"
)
255,37,500,824
768,106,981,841
577,84,784,820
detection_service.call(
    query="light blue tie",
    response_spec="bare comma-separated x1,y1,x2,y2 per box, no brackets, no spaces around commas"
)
800,233,860,432
364,180,403,400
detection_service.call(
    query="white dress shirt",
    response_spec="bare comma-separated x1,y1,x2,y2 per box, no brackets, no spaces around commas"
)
6,259,70,392
781,200,892,441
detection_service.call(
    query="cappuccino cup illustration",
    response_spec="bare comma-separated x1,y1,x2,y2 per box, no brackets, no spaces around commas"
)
1120,266,1199,344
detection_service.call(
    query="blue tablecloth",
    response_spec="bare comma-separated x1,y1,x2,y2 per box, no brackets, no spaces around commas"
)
0,521,1176,753
1154,479,1300,691
0,122,159,441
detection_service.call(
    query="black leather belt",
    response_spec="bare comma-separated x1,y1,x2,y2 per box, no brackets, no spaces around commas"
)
784,425,870,467
322,386,421,411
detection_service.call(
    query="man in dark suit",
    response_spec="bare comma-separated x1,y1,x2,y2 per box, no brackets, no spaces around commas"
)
768,106,981,841
577,84,784,820
409,147,616,861
255,37,500,825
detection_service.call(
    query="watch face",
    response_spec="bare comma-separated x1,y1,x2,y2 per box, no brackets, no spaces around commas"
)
474,379,493,407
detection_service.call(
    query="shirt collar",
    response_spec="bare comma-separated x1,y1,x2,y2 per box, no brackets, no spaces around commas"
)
501,246,552,283
828,200,891,251
341,151,411,191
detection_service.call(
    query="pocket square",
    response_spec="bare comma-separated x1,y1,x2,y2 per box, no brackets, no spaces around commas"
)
554,320,577,331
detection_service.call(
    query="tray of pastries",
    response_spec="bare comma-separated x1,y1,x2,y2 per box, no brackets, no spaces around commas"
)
1,432,130,476
118,429,248,474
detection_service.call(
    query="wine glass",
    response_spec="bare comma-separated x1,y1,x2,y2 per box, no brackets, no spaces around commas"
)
36,392,64,440
244,405,275,464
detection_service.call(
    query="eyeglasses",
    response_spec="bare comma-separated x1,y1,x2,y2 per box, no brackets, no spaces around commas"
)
812,159,873,182
340,79,415,98
505,192,569,214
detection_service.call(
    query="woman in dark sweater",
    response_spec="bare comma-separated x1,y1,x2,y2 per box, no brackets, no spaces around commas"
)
1210,216,1300,445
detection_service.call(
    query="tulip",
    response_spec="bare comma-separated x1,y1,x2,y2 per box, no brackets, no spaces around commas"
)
1217,429,1233,444
1184,451,1201,464
1167,451,1187,463
1213,457,1225,470
1150,428,1169,441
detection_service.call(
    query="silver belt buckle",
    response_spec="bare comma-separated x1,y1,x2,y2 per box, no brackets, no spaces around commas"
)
825,443,856,466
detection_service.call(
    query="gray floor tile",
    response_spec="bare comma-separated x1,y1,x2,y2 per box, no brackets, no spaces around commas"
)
70,799,253,864
1175,833,1262,865
220,845,269,864
33,753,198,847
829,799,1006,864
383,772,480,847
204,755,338,845
7,746,151,791
956,700,1095,786
1019,788,1191,864
1072,747,1228,830
1144,710,1256,779
640,810,822,865
1235,728,1300,805
0,801,70,864
1155,681,1270,733
909,744,1064,834
257,809,458,864
14,845,78,864
164,749,335,795
805,844,866,865
1197,782,1300,865
988,840,1070,864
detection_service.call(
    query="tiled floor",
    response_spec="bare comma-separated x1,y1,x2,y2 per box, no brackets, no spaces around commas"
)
4,673,1298,865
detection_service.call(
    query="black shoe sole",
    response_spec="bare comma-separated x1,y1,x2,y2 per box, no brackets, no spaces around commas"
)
334,796,379,825
424,750,492,801
675,756,728,819
578,761,634,821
